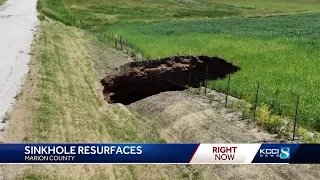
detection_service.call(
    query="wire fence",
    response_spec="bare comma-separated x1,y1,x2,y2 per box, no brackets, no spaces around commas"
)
73,20,308,141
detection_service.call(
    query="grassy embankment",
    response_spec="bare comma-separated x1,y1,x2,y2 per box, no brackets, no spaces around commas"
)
6,18,173,179
37,0,320,132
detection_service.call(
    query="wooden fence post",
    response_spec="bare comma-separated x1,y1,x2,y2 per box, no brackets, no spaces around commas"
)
224,75,231,108
120,35,123,51
189,61,192,86
253,81,260,120
293,95,300,141
205,65,208,95
115,34,118,49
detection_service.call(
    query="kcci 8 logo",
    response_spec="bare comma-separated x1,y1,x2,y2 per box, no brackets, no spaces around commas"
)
259,147,290,159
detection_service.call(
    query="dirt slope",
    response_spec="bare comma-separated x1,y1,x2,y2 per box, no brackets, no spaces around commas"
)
129,91,320,179
130,91,273,143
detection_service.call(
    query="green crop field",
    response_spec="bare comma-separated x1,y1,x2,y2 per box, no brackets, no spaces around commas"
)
213,0,320,11
38,0,320,131
39,0,320,25
104,13,320,130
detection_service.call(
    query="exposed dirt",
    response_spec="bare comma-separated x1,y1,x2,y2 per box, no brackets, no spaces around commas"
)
101,56,239,104
130,90,276,143
128,90,320,179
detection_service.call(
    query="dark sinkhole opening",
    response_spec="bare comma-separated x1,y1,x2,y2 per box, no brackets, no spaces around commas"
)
100,56,240,105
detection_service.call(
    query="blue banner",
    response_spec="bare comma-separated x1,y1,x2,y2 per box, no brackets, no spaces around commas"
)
0,144,199,164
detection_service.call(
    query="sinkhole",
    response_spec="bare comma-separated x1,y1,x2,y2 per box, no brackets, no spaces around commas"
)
100,56,240,105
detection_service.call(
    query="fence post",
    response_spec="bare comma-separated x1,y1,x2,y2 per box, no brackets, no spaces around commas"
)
141,51,144,60
224,75,231,108
204,65,208,95
120,35,123,51
293,95,300,141
189,61,192,86
103,30,105,42
115,34,118,49
126,39,129,54
253,81,260,120
101,30,104,41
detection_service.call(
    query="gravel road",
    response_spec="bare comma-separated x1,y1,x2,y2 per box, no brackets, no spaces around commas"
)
0,0,38,126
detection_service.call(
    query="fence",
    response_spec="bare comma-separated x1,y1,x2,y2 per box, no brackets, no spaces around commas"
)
78,23,148,61
75,20,306,141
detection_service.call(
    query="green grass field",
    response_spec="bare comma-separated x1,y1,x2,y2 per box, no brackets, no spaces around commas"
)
213,0,320,11
38,0,320,131
39,0,320,25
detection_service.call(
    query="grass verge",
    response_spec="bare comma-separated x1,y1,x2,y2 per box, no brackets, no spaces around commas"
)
19,19,167,143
